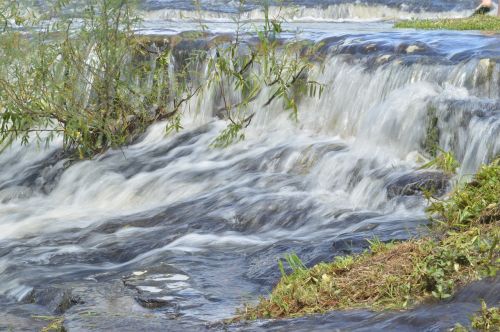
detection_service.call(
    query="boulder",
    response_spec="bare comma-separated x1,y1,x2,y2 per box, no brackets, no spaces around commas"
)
386,171,450,198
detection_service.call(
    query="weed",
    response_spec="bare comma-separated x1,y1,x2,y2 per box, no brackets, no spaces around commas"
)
427,158,500,228
471,301,500,331
420,148,460,175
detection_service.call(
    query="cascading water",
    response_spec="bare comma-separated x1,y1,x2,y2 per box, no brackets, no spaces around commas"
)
1,1,499,331
140,0,481,21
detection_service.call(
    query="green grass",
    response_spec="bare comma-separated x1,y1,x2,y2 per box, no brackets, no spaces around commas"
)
237,159,500,320
395,16,500,31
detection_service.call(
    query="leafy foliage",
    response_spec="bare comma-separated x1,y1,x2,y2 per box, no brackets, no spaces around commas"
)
200,1,323,147
0,0,322,157
0,0,174,158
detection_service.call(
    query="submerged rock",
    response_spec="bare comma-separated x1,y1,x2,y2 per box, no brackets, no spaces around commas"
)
122,263,192,311
386,171,450,198
24,287,82,314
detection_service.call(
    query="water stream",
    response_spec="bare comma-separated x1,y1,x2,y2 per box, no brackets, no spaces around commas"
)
1,1,499,331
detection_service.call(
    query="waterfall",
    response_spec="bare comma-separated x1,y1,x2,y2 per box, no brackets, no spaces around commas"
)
142,4,473,22
0,23,498,330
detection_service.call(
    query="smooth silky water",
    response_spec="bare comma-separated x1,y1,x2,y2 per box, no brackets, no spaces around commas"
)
1,1,499,331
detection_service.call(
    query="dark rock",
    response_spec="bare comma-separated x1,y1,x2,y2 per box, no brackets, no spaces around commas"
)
135,296,176,309
478,204,500,224
24,287,83,314
386,171,450,198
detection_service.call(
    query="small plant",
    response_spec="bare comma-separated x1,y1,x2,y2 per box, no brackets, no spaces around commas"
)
427,158,500,228
452,301,500,331
420,148,460,175
471,301,500,331
367,237,395,254
332,255,355,270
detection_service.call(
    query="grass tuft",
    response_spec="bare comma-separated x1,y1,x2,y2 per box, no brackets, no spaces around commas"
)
395,16,500,31
237,159,500,320
420,149,460,175
427,158,500,228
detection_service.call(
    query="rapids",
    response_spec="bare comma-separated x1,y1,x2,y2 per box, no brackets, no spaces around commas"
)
1,2,499,331
140,0,493,22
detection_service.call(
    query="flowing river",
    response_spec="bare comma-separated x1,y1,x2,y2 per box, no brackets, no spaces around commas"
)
1,0,499,331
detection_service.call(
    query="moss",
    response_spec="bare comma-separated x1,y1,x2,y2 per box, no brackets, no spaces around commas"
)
395,16,500,31
237,159,500,320
424,106,440,158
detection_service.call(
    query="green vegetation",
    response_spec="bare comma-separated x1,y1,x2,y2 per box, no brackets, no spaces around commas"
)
453,301,499,331
238,159,499,320
470,302,500,331
420,149,460,175
0,0,161,158
424,106,440,158
202,1,322,147
0,0,320,158
395,16,500,31
428,159,500,228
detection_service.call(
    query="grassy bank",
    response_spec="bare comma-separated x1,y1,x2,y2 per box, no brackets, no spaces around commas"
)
395,16,500,31
239,159,499,320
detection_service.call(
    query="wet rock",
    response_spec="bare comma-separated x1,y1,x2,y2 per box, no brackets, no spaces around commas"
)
386,171,450,198
0,303,55,332
135,296,176,309
121,263,195,312
331,238,368,255
0,186,34,203
395,41,432,55
0,148,69,196
24,287,83,314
